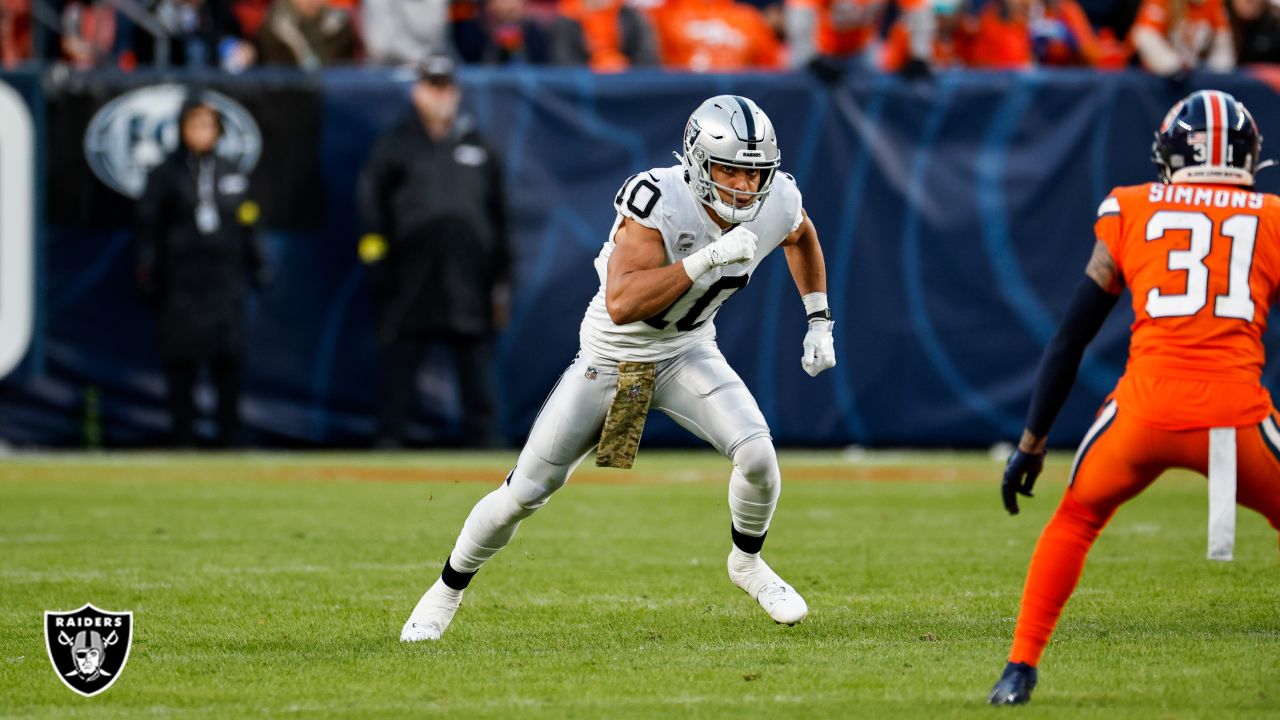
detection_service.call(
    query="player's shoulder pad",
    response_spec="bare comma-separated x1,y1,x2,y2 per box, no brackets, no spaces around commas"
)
772,171,804,232
1096,183,1153,219
614,168,673,230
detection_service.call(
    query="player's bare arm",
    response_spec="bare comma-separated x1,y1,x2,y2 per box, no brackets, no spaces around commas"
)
781,209,826,295
604,217,695,325
1084,240,1124,296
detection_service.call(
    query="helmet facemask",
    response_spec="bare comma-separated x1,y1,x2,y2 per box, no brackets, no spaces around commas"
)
683,146,779,224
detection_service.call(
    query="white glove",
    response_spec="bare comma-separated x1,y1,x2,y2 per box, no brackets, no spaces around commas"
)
682,226,757,280
801,319,836,377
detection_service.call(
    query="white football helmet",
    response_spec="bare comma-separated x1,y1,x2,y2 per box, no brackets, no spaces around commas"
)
679,95,781,224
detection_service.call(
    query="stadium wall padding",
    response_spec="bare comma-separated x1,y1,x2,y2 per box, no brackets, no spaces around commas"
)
5,68,1280,448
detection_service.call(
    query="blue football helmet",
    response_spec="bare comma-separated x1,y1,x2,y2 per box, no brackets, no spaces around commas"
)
1152,90,1270,186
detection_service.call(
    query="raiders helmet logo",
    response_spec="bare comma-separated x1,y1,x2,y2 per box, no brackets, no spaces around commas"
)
44,604,133,697
684,118,701,151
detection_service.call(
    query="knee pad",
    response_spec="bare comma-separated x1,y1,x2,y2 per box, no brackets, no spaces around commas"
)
505,462,570,510
732,436,779,489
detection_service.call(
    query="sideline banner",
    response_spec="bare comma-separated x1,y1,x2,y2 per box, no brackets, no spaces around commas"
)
5,68,1280,447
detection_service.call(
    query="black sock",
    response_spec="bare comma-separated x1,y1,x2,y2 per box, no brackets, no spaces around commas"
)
731,525,767,554
440,556,477,590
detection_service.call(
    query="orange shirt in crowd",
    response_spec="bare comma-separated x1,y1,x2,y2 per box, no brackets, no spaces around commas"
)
652,0,782,70
559,0,630,70
881,19,971,70
1129,0,1229,59
966,0,1033,68
1097,182,1280,429
788,0,925,57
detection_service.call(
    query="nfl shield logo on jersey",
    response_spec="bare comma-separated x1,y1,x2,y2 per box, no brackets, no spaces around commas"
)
44,604,133,697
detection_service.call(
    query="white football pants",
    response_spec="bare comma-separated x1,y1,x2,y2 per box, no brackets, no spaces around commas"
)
447,341,782,574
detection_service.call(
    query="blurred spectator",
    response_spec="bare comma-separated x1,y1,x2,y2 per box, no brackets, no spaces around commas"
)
1032,0,1102,65
256,0,357,68
131,0,257,70
454,0,552,64
967,0,1034,67
1229,0,1280,62
363,0,450,64
61,0,129,68
1130,0,1234,74
135,96,268,448
883,0,972,71
549,0,660,70
788,0,935,77
358,57,511,448
0,0,31,68
233,0,272,36
652,0,783,71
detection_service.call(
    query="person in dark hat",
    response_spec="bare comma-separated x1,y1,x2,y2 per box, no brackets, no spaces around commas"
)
135,94,269,447
358,56,512,448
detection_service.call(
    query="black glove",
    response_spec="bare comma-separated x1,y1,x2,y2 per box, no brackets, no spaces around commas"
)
898,57,933,82
1001,448,1044,515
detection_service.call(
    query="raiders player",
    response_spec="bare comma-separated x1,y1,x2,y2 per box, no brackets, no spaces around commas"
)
401,95,836,641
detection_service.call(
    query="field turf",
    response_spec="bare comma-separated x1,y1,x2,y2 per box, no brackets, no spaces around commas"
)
1,450,1277,718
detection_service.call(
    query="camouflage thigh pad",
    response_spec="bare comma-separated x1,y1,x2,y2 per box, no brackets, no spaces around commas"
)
595,361,657,469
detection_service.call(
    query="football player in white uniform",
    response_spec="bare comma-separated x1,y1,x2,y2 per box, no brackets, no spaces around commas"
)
401,95,837,641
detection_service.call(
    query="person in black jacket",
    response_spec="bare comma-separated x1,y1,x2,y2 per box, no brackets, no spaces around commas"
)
358,56,511,448
136,95,268,447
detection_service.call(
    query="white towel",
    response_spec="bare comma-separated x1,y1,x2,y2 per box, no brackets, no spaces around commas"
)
1207,427,1236,562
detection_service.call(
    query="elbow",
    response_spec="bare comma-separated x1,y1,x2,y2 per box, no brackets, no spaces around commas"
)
606,300,632,326
605,294,637,325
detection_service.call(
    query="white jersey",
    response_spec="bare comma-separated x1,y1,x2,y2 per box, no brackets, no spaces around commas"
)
579,165,804,362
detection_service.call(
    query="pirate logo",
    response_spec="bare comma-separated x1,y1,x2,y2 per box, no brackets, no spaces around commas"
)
627,383,643,401
44,604,133,697
584,366,599,381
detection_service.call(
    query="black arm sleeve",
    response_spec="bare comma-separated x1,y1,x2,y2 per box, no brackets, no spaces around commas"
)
1025,275,1121,437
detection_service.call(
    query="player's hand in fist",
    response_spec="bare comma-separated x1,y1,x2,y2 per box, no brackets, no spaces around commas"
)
683,226,757,280
801,319,835,377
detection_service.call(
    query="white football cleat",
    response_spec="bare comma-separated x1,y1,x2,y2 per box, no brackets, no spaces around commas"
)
400,579,463,642
727,547,808,625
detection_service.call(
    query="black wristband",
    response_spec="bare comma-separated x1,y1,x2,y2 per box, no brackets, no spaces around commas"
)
806,308,832,322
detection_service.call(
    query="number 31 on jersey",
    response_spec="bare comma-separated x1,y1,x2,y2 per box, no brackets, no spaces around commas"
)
1145,210,1258,321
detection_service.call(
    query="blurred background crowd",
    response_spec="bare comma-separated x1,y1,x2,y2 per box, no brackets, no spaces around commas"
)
2,0,1280,77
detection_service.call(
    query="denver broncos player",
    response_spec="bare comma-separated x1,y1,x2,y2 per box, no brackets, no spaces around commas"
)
989,90,1280,705
400,95,836,641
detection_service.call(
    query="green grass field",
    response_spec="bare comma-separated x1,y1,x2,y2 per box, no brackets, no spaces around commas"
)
1,450,1277,719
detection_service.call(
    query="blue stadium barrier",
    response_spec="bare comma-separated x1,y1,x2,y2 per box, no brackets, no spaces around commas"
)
4,67,1280,448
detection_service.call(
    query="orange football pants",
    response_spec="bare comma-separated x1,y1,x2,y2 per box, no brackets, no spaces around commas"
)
1009,403,1280,666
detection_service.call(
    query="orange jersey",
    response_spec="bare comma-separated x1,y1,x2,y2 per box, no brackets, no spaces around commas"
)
789,0,924,57
881,19,971,71
653,0,783,70
1095,182,1280,429
1129,0,1229,59
966,3,1033,68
